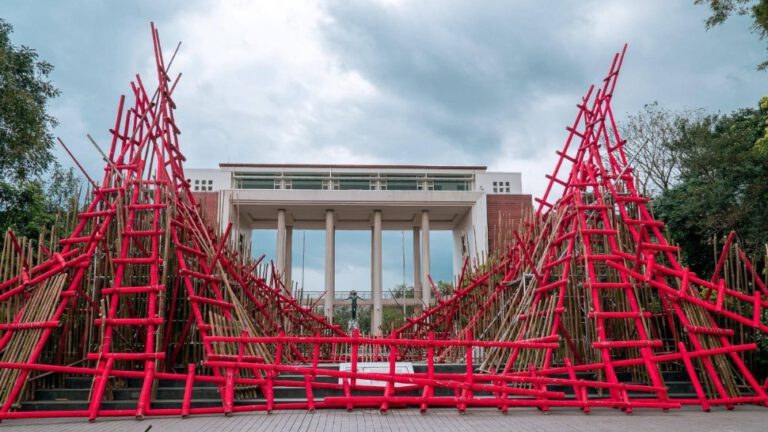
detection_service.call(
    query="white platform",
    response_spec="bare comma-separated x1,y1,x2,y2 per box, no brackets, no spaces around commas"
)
338,361,415,387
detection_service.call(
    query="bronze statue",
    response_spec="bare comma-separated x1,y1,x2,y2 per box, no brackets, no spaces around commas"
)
345,290,359,321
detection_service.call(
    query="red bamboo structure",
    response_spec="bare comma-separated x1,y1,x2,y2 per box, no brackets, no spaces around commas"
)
398,45,768,413
0,24,343,420
0,26,766,422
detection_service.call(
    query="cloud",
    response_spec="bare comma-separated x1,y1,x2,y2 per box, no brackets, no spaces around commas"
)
4,0,767,292
161,0,383,168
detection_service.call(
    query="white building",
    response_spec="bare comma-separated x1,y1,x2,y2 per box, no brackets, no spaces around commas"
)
186,164,529,332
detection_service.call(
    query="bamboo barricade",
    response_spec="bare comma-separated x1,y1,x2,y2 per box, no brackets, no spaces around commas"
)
0,274,66,403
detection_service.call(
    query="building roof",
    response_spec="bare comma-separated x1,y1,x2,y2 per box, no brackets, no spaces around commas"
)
219,163,488,171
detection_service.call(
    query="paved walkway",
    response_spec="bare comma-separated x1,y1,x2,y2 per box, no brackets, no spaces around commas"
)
0,406,765,432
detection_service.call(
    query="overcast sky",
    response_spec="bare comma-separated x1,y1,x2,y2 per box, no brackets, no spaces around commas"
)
3,0,766,294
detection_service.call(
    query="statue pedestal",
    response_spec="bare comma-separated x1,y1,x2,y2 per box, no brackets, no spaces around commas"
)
347,319,359,332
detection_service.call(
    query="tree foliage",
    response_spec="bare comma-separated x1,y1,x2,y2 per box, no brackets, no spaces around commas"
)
653,99,768,274
0,162,80,239
0,19,59,181
0,19,80,239
695,0,768,69
619,102,702,196
331,282,452,335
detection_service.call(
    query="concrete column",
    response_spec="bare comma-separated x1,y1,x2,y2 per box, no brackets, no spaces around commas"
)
370,226,374,301
420,210,431,308
372,210,383,335
276,209,286,281
324,210,335,321
285,226,293,291
412,227,421,300
220,190,232,237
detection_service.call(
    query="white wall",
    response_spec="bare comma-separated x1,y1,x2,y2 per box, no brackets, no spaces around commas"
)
453,212,471,278
185,168,231,192
218,189,257,251
475,172,522,194
451,194,487,279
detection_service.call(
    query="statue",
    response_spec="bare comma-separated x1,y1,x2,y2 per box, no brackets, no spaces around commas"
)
346,290,359,320
345,290,360,331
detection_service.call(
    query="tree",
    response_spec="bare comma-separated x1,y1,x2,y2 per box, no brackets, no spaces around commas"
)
654,99,768,274
333,304,372,334
695,0,768,69
382,284,416,333
436,280,454,298
0,19,79,239
619,102,701,197
0,162,80,239
0,19,59,181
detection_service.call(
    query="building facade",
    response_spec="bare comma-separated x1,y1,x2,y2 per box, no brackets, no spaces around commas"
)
187,164,531,332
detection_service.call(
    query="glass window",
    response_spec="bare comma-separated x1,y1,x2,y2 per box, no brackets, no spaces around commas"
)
433,179,467,191
234,173,278,189
384,175,419,190
386,179,419,190
236,178,275,189
339,178,372,190
291,178,323,190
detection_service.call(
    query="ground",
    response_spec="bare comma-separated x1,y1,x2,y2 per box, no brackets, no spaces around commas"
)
0,406,766,432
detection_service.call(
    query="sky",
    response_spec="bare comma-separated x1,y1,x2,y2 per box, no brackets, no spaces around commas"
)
2,0,767,294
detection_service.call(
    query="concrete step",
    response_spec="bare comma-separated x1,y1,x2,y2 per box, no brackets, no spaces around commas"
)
110,388,141,400
278,374,339,384
157,379,218,388
32,381,698,402
21,399,136,411
108,386,223,400
63,376,92,389
414,364,468,373
235,398,307,406
155,386,222,400
150,399,223,409
33,388,91,401
665,381,695,393
22,366,705,412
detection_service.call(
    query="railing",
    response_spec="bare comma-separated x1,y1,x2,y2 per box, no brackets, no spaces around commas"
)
232,172,473,192
293,290,419,302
